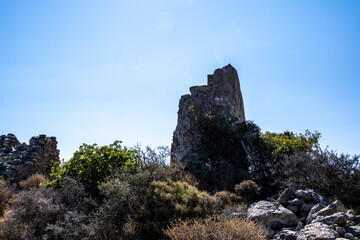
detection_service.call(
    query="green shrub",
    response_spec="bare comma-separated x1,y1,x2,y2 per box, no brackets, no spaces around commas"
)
0,180,12,217
234,180,261,202
48,141,139,197
138,180,214,239
164,215,265,240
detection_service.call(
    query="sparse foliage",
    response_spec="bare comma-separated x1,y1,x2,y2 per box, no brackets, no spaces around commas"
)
20,173,47,190
164,215,265,240
0,180,12,217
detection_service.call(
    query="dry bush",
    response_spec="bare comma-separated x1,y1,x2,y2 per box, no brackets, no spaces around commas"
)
164,215,265,240
0,180,12,217
213,191,240,207
20,173,47,190
165,163,199,187
234,180,261,202
0,178,95,240
273,150,360,206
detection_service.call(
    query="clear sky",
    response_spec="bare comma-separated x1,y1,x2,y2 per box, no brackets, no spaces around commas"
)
1,0,359,161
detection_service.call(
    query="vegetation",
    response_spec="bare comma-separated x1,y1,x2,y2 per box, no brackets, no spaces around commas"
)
164,216,265,240
47,141,139,197
0,180,11,217
234,180,261,202
0,115,359,239
20,173,47,190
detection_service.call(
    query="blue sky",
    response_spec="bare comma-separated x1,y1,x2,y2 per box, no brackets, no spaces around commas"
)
1,0,359,160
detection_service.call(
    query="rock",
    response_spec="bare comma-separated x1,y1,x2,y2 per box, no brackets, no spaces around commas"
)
295,189,314,201
287,205,299,213
312,212,348,226
297,222,339,240
171,64,246,172
278,188,295,206
346,226,360,238
274,228,298,240
307,203,326,224
288,198,305,206
344,232,355,240
312,192,329,206
296,221,304,231
308,201,346,224
336,226,346,237
346,210,356,220
300,203,316,217
247,201,297,228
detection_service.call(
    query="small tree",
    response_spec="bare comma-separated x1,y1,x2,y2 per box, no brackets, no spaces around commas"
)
48,141,139,197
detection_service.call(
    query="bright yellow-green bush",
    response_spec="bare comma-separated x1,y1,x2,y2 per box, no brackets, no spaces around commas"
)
164,215,265,240
234,180,261,202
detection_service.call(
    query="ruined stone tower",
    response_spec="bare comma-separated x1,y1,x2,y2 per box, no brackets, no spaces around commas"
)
171,64,245,171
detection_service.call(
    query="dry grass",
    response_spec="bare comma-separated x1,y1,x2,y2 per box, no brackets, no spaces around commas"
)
165,163,199,187
164,215,265,240
0,180,12,217
213,191,241,207
20,173,47,190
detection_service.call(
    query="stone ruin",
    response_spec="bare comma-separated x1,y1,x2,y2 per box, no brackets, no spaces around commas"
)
0,133,60,186
171,64,246,172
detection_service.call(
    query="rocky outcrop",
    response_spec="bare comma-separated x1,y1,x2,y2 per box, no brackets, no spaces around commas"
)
0,133,60,185
171,64,245,171
246,188,360,240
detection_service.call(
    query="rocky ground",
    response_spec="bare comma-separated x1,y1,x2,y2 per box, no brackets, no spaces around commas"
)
246,188,360,240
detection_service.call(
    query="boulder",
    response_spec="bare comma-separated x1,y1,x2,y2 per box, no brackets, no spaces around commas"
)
307,201,345,224
335,226,346,237
297,222,339,240
307,203,326,224
278,188,295,206
312,192,329,206
346,226,360,238
274,228,298,240
344,232,355,240
288,198,305,206
300,203,315,217
295,189,313,201
247,200,297,228
311,212,348,226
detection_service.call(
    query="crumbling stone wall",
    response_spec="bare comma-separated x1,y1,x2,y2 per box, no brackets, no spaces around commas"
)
171,64,246,171
0,133,60,185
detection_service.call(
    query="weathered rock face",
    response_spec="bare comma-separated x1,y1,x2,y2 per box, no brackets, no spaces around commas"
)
171,64,245,170
0,133,60,185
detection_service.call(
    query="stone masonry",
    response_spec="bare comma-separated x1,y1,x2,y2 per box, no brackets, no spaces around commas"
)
0,133,60,185
171,64,245,171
